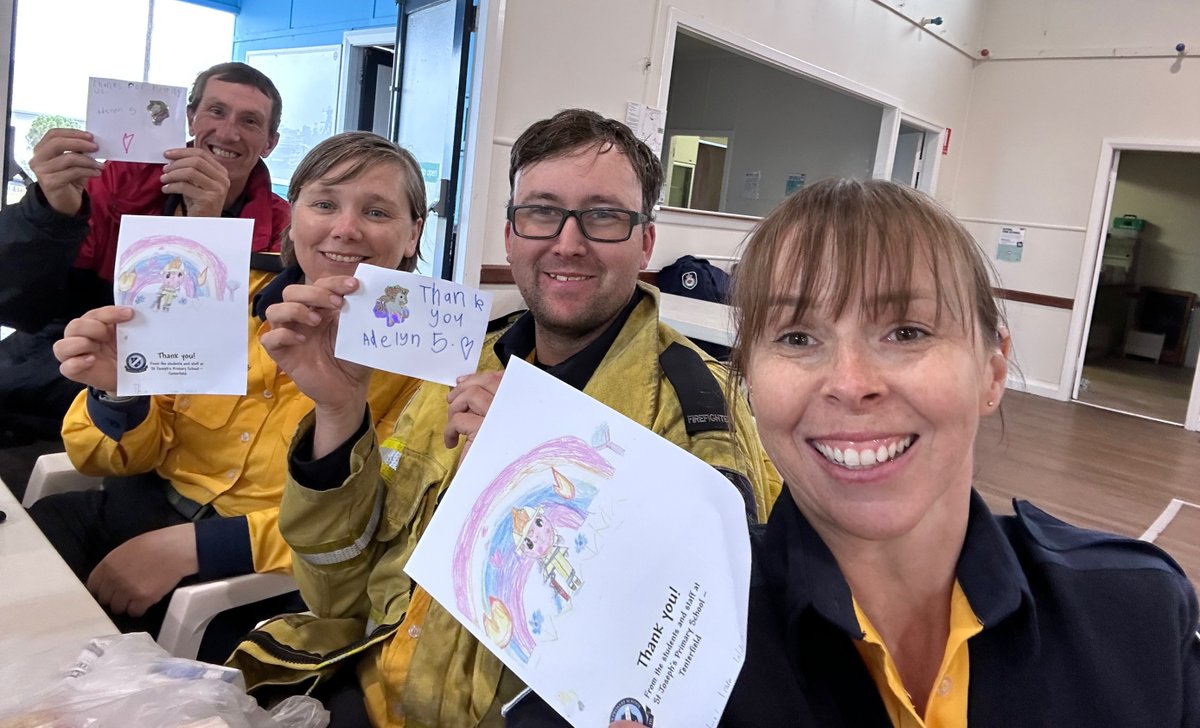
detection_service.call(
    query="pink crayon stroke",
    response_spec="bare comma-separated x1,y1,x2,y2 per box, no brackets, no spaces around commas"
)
122,132,135,154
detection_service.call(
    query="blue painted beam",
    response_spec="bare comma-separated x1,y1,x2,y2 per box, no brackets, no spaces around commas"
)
179,0,241,12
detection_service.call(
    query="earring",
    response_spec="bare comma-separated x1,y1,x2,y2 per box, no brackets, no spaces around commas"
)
987,400,995,407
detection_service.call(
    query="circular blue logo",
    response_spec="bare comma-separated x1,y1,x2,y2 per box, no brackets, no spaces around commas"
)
609,697,654,726
124,353,148,373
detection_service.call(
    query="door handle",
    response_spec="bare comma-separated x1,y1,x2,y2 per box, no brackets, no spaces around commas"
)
431,178,452,217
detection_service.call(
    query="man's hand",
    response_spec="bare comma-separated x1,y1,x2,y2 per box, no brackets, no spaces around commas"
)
87,524,198,617
444,370,504,459
28,129,102,216
261,276,374,457
161,147,231,218
53,306,135,393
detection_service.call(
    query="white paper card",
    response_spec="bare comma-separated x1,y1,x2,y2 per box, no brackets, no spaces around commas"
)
406,358,750,727
333,264,493,386
114,215,252,396
86,77,187,163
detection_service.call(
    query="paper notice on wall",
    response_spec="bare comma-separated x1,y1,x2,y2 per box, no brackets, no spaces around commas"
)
996,225,1025,263
785,173,806,196
624,102,665,157
742,171,761,200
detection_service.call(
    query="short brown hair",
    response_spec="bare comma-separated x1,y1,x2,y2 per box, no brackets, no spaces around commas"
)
729,178,1004,385
280,132,427,272
509,108,663,217
188,62,283,136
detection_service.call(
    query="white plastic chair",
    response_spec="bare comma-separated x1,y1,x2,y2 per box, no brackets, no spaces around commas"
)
23,452,298,660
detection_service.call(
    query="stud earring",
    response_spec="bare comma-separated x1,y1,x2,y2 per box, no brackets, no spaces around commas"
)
987,400,995,407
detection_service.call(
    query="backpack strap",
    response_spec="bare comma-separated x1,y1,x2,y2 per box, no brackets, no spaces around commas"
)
658,342,730,435
660,342,762,522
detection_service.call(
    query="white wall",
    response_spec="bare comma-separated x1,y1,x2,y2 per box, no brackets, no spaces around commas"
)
472,0,984,271
954,1,1200,397
981,0,1200,57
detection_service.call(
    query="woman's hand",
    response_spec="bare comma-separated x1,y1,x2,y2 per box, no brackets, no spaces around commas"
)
262,275,373,456
53,306,135,393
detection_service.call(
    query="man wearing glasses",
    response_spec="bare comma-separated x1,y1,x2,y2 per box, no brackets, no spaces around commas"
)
233,108,780,726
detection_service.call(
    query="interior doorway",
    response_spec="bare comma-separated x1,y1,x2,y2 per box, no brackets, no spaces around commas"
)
663,133,729,211
338,28,397,136
1074,147,1200,429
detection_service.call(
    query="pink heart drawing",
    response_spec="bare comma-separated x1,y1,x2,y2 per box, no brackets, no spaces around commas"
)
122,132,135,154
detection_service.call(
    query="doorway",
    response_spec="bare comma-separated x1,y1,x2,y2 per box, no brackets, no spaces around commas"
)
392,0,475,280
1074,147,1200,429
891,115,942,194
339,28,400,139
663,134,729,211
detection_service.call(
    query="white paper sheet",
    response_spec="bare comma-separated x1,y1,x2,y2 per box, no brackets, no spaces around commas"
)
406,358,750,727
86,77,187,163
113,216,252,396
333,264,494,386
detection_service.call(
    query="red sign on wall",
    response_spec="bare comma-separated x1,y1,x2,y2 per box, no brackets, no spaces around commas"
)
942,128,953,155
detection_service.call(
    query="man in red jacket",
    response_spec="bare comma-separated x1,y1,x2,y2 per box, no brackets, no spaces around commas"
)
0,62,290,494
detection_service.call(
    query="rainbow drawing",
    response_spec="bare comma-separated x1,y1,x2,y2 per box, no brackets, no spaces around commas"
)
451,432,619,664
115,234,238,308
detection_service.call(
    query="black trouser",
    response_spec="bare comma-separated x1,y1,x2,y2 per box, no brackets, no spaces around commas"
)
28,471,305,663
28,471,188,635
311,661,371,728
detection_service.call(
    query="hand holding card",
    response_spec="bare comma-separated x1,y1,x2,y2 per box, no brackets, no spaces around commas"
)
86,77,187,164
333,264,494,386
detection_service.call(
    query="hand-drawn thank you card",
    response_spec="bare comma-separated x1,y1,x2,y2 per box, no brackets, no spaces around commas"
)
87,77,187,163
114,215,252,396
406,358,751,727
334,263,494,385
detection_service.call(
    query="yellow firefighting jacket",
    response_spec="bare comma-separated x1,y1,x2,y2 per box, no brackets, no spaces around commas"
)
62,267,421,576
229,284,781,726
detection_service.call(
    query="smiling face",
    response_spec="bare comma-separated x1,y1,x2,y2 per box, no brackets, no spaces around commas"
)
161,266,185,290
519,514,556,560
290,160,423,283
186,78,279,194
746,265,1008,548
733,179,1008,551
504,144,655,357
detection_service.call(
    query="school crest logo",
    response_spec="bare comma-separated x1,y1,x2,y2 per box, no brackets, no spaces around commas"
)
124,353,148,373
681,271,698,290
609,697,654,726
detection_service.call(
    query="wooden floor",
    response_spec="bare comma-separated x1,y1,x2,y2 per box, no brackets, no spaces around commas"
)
976,390,1200,592
1077,356,1195,424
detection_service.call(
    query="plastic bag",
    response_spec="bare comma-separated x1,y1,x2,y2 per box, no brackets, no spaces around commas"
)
0,633,328,728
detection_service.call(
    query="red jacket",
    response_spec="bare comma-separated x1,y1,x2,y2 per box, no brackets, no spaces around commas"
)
74,157,289,281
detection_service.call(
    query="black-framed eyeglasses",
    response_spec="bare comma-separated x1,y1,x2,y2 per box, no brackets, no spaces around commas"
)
507,204,649,243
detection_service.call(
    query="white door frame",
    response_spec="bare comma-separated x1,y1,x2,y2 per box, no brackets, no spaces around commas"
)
651,7,904,187
897,113,946,195
337,28,397,134
1069,138,1200,430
